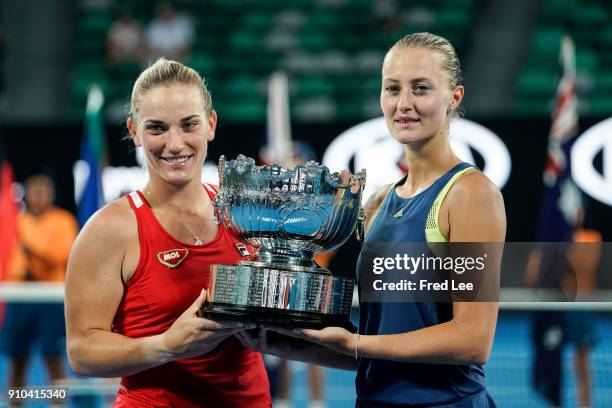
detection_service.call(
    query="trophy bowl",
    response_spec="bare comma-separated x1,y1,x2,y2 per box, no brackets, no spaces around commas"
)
198,154,366,330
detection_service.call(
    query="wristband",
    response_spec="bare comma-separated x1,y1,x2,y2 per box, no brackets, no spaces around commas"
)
354,333,360,360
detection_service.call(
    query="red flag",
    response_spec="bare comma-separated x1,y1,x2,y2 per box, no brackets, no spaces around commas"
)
0,161,18,280
0,160,18,326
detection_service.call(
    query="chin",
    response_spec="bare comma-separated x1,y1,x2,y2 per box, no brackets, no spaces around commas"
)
391,132,424,145
156,170,194,186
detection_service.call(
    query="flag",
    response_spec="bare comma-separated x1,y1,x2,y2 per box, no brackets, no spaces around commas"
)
265,72,293,167
532,35,580,407
76,85,106,227
0,137,19,325
0,139,18,282
538,36,581,242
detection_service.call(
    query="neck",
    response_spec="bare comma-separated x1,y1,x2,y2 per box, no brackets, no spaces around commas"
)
145,177,206,213
399,130,460,197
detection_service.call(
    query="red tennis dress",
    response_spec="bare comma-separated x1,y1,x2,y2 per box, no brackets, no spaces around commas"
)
112,186,271,407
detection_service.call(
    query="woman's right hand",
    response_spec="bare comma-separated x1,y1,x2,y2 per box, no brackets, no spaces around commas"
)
159,290,250,360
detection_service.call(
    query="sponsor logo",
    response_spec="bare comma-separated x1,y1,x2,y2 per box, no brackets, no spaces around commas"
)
235,242,250,257
571,117,612,206
157,248,189,269
322,117,511,202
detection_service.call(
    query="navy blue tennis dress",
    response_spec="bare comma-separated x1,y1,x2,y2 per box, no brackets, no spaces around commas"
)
356,162,497,407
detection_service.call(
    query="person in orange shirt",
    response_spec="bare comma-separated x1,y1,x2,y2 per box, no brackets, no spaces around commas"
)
566,227,602,408
1,168,78,389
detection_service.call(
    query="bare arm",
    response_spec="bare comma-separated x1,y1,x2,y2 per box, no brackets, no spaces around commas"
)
283,172,505,365
65,199,245,378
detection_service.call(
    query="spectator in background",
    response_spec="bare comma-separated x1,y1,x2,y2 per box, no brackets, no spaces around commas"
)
567,227,601,408
106,9,146,66
525,203,602,408
146,1,194,62
369,0,402,33
1,167,79,389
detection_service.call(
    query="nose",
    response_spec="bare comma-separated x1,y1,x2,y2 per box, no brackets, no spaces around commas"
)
165,127,185,153
397,90,414,112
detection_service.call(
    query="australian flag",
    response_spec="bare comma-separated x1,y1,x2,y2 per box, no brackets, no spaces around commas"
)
532,36,582,407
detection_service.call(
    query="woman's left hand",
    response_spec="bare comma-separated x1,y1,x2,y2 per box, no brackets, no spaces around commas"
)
271,326,355,356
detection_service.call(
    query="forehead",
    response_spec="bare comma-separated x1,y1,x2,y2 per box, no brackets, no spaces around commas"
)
138,84,205,119
26,176,53,191
382,47,447,81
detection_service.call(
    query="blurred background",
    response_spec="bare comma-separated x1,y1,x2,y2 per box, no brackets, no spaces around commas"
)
0,0,611,406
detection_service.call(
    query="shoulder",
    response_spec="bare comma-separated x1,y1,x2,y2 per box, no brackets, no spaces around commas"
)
76,196,137,249
445,168,506,242
448,168,504,208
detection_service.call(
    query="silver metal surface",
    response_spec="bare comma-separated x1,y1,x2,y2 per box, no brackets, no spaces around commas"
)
209,264,354,315
214,154,366,268
206,154,366,325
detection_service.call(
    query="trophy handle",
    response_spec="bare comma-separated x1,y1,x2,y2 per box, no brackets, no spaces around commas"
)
217,155,226,185
355,206,365,242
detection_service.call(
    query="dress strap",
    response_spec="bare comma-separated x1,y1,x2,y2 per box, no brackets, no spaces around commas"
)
127,191,144,209
425,167,475,243
203,183,218,199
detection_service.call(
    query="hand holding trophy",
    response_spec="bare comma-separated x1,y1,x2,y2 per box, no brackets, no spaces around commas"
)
198,154,366,330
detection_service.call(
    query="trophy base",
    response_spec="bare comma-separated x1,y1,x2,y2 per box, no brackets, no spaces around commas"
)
198,263,356,332
198,303,356,332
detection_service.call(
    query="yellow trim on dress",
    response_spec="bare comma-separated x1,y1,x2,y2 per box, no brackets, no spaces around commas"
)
425,167,474,243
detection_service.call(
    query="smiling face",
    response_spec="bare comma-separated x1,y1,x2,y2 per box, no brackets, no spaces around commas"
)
380,47,463,146
127,83,217,186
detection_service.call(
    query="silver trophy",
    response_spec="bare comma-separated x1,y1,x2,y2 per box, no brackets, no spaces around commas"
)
199,154,366,329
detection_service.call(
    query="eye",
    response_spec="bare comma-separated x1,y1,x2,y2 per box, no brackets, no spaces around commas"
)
385,85,400,94
414,84,430,94
145,124,166,134
182,121,199,131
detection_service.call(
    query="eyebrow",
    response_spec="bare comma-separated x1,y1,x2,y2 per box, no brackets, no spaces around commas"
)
142,115,201,125
180,115,201,122
143,119,165,125
383,77,431,84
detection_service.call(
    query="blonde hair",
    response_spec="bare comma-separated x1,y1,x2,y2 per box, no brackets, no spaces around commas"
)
129,58,213,122
384,32,464,117
387,32,463,89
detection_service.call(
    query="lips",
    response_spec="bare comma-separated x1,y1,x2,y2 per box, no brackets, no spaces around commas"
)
160,155,193,167
395,117,420,128
396,117,419,123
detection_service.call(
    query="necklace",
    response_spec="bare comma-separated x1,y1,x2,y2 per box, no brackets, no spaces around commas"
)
145,189,206,246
